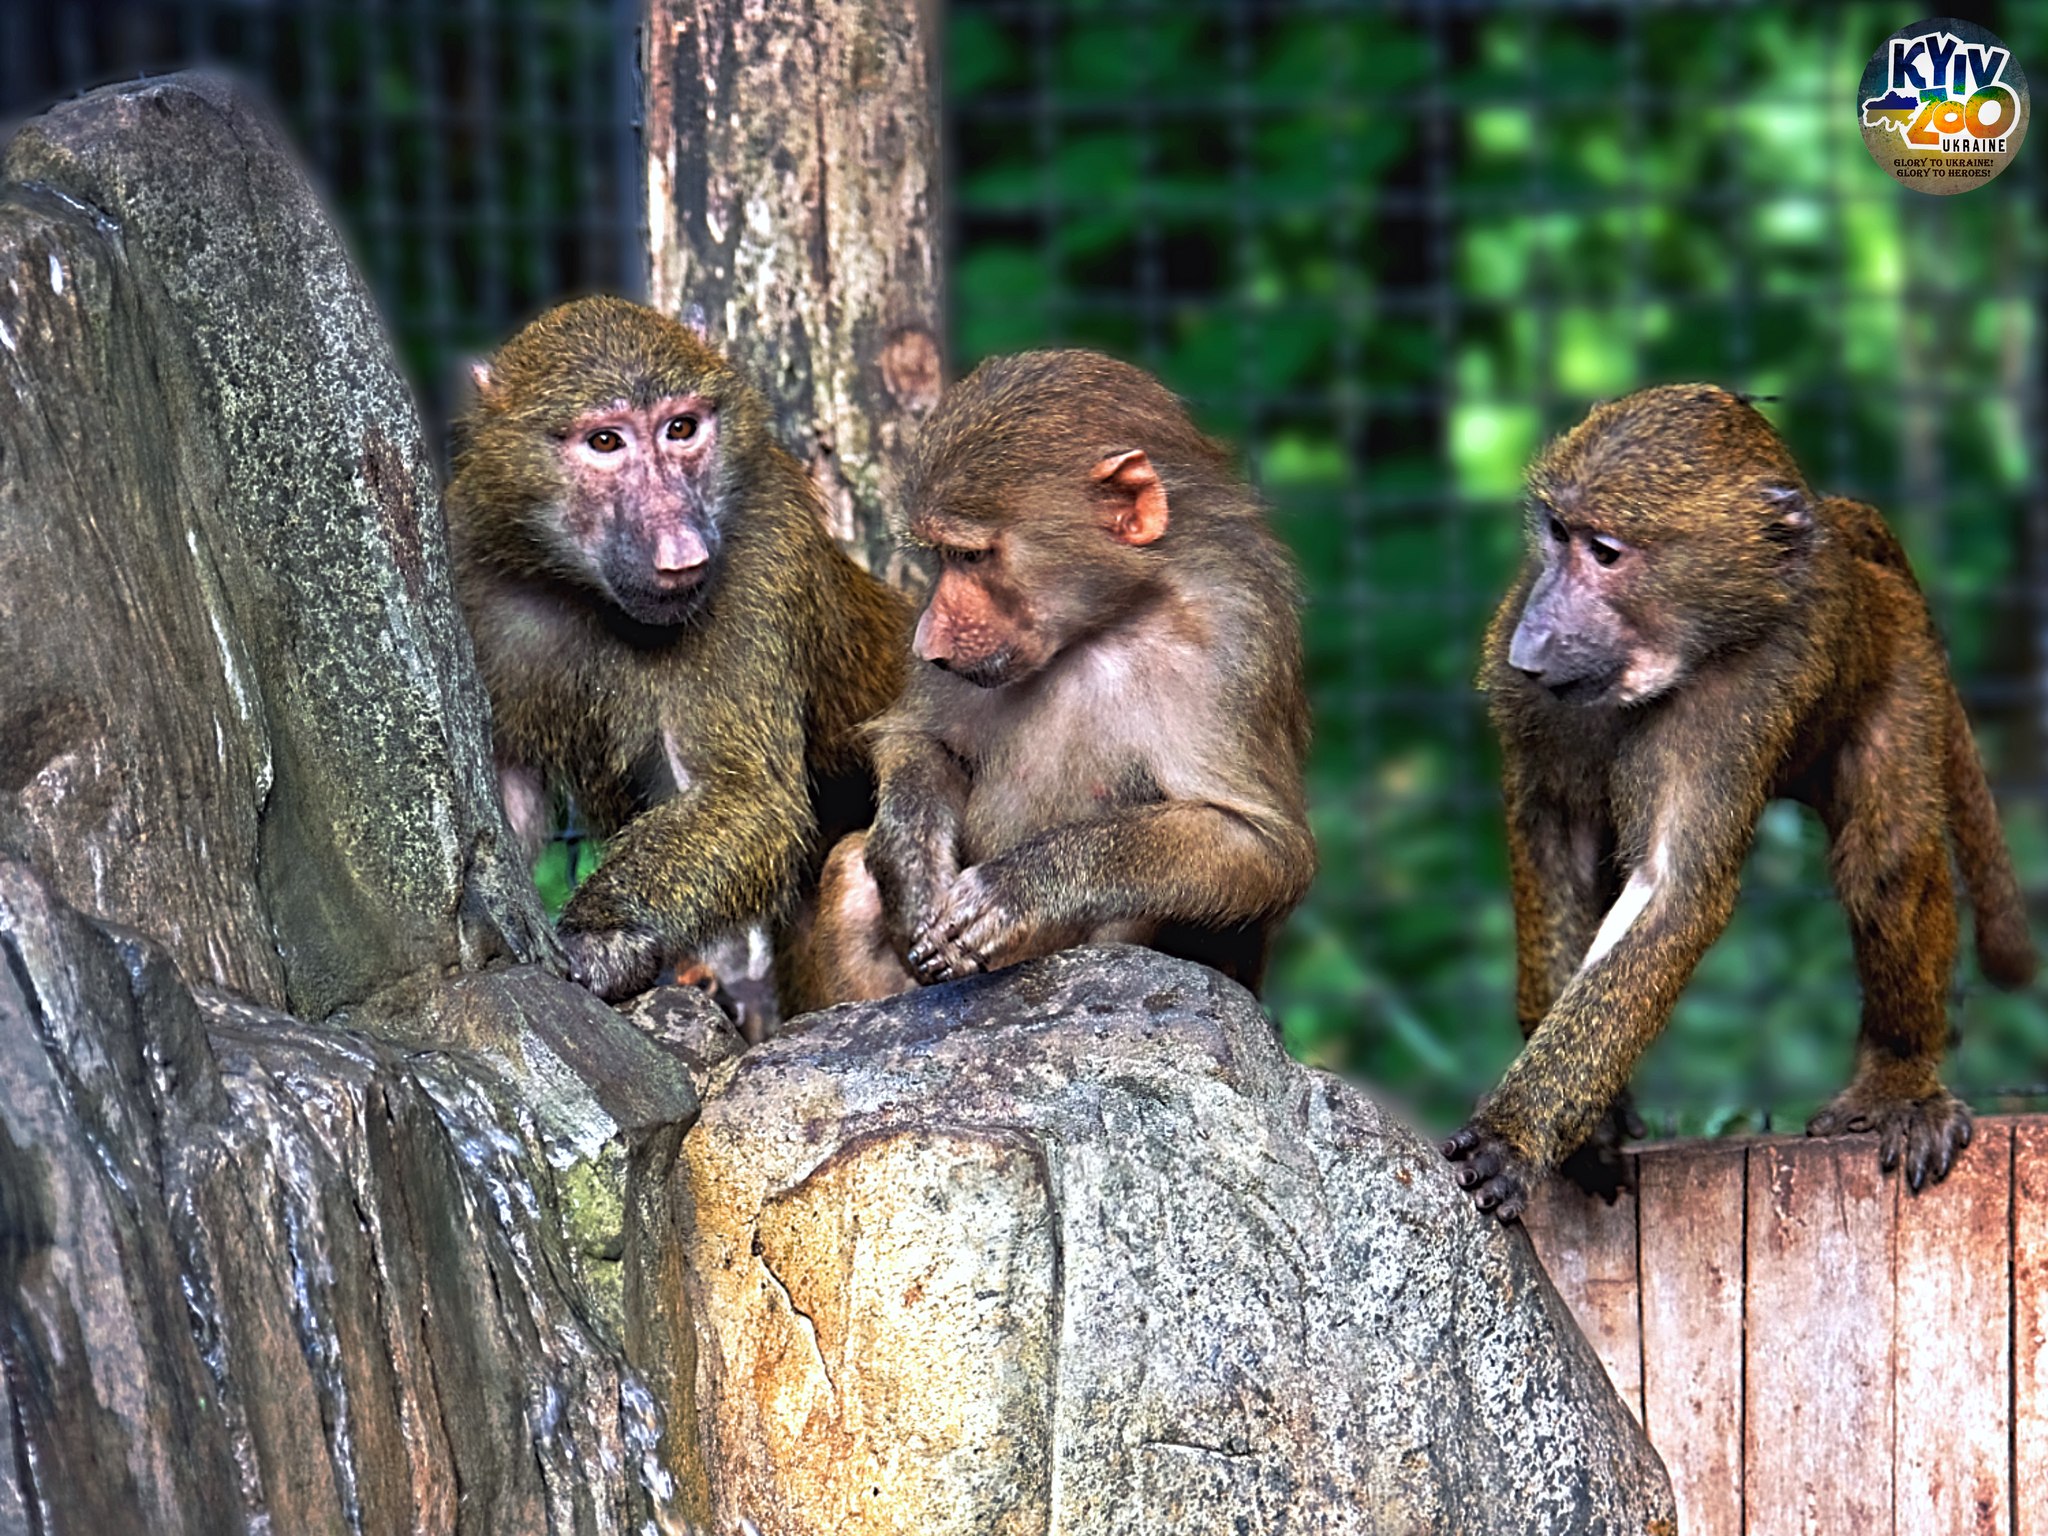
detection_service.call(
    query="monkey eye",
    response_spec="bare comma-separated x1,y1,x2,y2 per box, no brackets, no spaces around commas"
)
586,428,625,453
944,546,990,567
665,414,700,442
1545,516,1569,543
1589,535,1626,567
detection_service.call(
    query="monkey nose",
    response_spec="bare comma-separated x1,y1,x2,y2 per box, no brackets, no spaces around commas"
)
652,527,710,581
1506,626,1552,677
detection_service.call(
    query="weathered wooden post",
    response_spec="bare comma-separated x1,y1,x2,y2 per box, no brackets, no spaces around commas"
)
641,0,942,586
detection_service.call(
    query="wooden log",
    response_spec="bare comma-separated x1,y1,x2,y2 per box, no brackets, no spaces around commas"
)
1523,1167,1643,1422
1638,1141,1746,1536
2017,1120,2048,1536
1743,1135,1897,1536
1893,1118,2012,1536
642,0,942,584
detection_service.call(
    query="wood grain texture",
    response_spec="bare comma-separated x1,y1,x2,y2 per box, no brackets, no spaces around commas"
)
1893,1118,2011,1536
1743,1135,1896,1536
1527,1124,2048,1535
1523,1168,1643,1422
2016,1120,2048,1536
1638,1141,1746,1536
644,0,942,584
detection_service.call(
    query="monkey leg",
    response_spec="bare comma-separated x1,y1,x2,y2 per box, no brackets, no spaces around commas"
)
497,756,554,866
782,833,920,1009
1556,1093,1648,1203
1810,798,1970,1190
688,927,781,1044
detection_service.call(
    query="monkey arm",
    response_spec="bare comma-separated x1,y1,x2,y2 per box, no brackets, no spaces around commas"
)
863,722,971,955
557,735,816,1001
1503,771,1607,1032
910,795,1314,981
1446,781,1761,1219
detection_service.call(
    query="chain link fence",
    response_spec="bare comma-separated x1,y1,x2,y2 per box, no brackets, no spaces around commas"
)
0,0,643,432
949,0,2048,1129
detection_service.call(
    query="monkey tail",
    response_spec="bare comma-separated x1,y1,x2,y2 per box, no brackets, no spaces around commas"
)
1945,687,2038,989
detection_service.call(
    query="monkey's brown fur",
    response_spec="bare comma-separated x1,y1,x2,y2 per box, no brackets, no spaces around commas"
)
446,296,912,1007
792,349,1316,1004
1446,383,2036,1221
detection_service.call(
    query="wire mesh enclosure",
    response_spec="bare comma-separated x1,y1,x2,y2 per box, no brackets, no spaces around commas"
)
1,0,2041,1131
947,0,2048,1128
0,0,643,432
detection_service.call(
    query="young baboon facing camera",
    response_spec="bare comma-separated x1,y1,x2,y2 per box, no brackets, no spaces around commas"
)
1445,383,2036,1222
446,296,912,1008
793,350,1316,1005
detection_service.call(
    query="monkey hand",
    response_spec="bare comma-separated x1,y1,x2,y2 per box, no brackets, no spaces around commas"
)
1441,1121,1536,1223
1555,1091,1646,1204
906,864,1031,985
867,842,961,964
559,923,668,1002
1807,1083,1973,1192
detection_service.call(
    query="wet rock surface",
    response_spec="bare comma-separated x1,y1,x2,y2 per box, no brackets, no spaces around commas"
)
681,946,1677,1536
0,856,712,1533
0,75,712,1533
0,71,550,1022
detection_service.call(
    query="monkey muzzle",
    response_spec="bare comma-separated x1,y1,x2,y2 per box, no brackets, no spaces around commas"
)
604,521,716,627
1508,610,1621,704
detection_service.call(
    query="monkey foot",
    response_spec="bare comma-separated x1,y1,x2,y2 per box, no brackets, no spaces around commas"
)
561,924,666,1003
1806,1085,1973,1192
1557,1093,1646,1204
1441,1124,1533,1223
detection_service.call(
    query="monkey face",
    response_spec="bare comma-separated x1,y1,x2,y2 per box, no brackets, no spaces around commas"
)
557,396,724,627
1508,386,1820,709
911,541,1047,688
908,450,1171,690
1509,515,1684,707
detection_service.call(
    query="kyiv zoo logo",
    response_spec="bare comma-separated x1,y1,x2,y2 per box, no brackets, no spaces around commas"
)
1859,18,2028,194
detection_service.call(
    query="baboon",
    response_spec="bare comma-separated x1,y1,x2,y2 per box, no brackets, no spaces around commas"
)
1445,383,2036,1221
791,349,1317,1006
446,296,913,1009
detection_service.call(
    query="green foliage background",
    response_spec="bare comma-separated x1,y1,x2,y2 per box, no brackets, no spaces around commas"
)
947,0,2048,1134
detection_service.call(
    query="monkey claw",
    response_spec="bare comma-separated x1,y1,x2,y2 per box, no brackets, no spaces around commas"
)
1806,1085,1974,1192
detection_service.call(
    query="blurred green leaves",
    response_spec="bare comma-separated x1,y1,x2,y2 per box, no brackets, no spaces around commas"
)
950,1,2048,1130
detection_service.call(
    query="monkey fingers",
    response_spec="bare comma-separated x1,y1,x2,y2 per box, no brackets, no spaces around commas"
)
560,924,667,1002
907,867,1020,983
904,922,981,985
1807,1086,1973,1192
1440,1124,1533,1223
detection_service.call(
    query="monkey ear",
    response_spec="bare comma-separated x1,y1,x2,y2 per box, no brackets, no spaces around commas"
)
1090,449,1171,546
468,360,498,401
1763,483,1814,543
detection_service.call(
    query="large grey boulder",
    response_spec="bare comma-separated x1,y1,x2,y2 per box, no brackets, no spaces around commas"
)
0,856,713,1534
0,75,716,1532
680,946,1676,1535
0,71,550,1022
